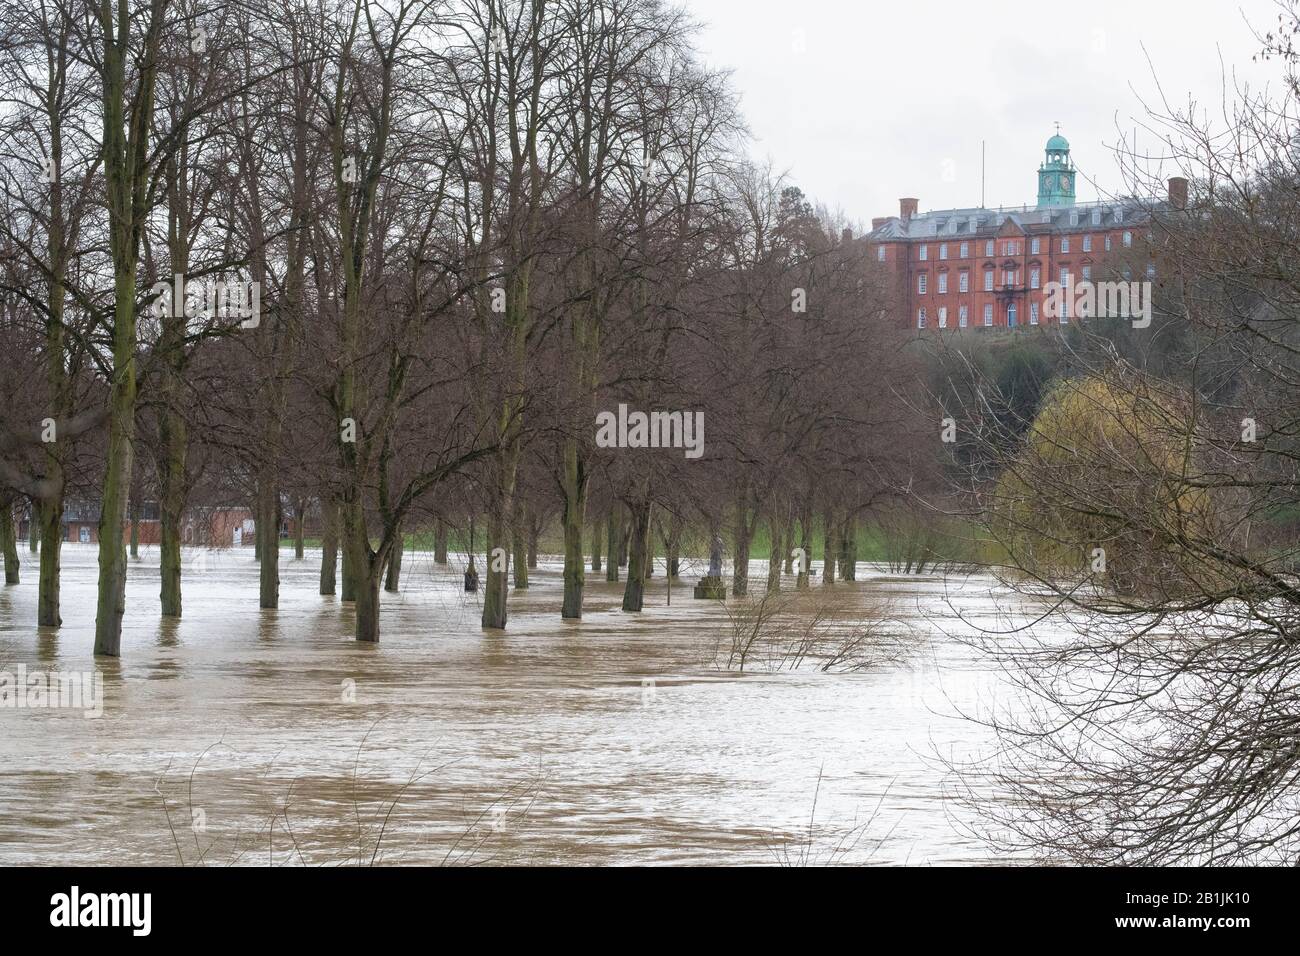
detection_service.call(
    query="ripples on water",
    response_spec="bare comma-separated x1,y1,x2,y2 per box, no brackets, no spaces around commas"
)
0,544,1035,865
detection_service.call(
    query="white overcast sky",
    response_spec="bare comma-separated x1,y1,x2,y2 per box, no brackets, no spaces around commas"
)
685,0,1283,223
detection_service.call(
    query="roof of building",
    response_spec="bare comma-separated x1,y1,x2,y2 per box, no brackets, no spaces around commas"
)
1046,133,1070,151
869,198,1155,241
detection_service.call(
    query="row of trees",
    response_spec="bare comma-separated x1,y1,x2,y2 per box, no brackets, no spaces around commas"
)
0,0,916,653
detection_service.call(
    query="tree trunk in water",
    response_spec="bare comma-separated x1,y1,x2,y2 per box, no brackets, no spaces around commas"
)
560,437,585,617
732,490,752,597
605,505,620,582
129,496,140,559
796,503,812,590
590,513,602,573
320,500,338,595
384,527,403,592
257,473,279,608
1,503,18,584
766,520,782,593
621,495,652,612
158,406,186,618
354,560,381,642
433,518,449,564
93,353,136,657
481,449,519,629
782,514,794,575
512,503,528,590
839,516,857,581
38,490,63,622
29,502,39,553
822,508,837,584
527,522,539,569
294,500,306,560
341,531,356,602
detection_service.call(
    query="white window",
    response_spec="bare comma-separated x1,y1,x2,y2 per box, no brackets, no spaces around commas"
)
1030,302,1039,325
959,242,969,258
959,305,968,327
985,240,994,257
918,308,926,328
938,273,948,294
983,304,993,326
1002,269,1015,286
1105,235,1112,252
1082,266,1092,281
919,245,928,261
1092,209,1102,226
938,307,948,328
959,271,969,293
1061,237,1070,253
1082,235,1092,252
1030,237,1040,254
1007,302,1017,326
1030,267,1040,289
918,274,927,294
1059,267,1070,286
877,246,886,262
1123,231,1133,247
1069,212,1079,227
939,243,948,260
1116,209,1125,223
1146,264,1156,279
984,270,994,291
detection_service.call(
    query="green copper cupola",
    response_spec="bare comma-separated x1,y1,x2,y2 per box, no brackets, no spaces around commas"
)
1037,127,1076,207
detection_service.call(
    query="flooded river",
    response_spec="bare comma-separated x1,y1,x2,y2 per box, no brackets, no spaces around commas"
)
0,544,1034,865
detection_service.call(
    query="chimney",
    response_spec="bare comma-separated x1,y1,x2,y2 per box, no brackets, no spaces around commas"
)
1167,176,1188,210
899,197,918,221
871,217,888,231
841,227,854,243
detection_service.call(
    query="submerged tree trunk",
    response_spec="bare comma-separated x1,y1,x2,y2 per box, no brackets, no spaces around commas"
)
158,405,186,618
512,503,528,590
839,515,857,581
822,507,837,584
257,473,279,608
93,282,138,657
590,512,602,573
128,496,140,559
621,494,652,612
294,499,306,560
1,502,18,584
38,490,62,621
605,504,621,582
433,518,449,564
384,525,403,592
733,499,753,598
560,437,586,617
796,502,812,590
29,502,39,553
354,559,382,643
320,499,338,595
766,519,783,593
527,515,539,569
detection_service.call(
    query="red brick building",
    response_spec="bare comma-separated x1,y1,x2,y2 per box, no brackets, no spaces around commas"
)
867,131,1188,330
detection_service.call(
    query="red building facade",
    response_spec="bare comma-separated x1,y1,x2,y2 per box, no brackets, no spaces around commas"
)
867,132,1187,331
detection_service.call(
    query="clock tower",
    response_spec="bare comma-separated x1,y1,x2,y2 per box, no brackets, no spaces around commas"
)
1037,126,1076,207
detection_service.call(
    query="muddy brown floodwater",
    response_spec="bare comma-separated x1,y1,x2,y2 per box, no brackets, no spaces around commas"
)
0,544,1036,865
